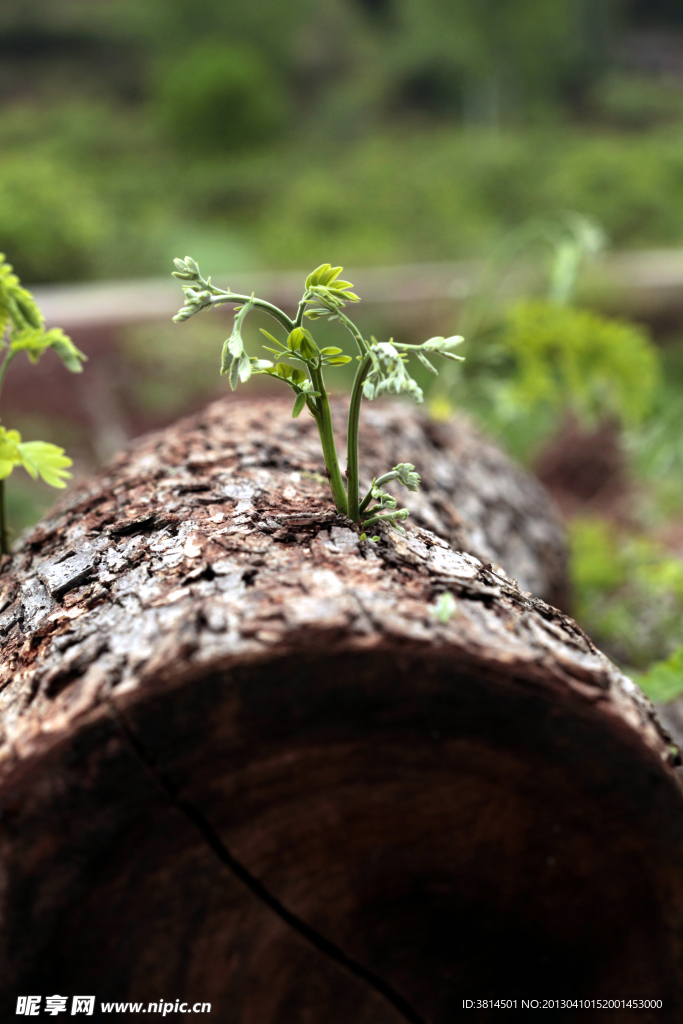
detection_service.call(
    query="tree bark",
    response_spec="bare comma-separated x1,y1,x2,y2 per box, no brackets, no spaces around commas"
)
0,397,681,1023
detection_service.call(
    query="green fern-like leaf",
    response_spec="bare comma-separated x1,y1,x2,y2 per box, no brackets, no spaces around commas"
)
0,426,22,480
17,439,73,487
0,256,85,377
0,255,43,336
0,426,72,487
10,327,86,373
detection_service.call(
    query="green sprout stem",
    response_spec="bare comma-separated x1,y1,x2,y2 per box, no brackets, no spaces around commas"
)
211,293,295,333
338,309,372,523
214,282,351,515
294,297,308,328
309,362,348,514
361,511,399,530
338,311,369,357
346,351,373,522
212,284,349,515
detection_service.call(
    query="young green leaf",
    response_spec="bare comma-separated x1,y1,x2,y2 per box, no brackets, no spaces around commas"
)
173,285,213,322
260,328,286,349
10,328,86,373
393,463,421,491
13,295,43,332
308,283,360,311
366,487,398,511
0,256,43,335
431,592,457,624
292,392,307,418
0,258,81,554
322,266,343,285
272,363,307,384
363,342,424,403
287,328,303,351
0,427,72,488
221,296,254,389
422,335,465,359
17,440,72,487
305,264,341,289
288,327,319,361
416,351,438,375
299,337,320,361
0,427,21,480
49,331,87,373
172,257,197,281
304,264,359,314
229,352,243,390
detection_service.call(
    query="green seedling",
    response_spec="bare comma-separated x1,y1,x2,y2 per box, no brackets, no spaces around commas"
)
0,255,86,555
173,259,464,530
431,591,458,624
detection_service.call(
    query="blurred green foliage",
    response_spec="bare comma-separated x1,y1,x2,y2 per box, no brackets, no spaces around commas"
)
0,0,681,282
0,152,109,282
122,316,237,416
430,213,683,703
637,646,683,704
627,387,683,523
10,109,683,283
593,73,683,129
4,470,55,535
499,300,659,428
439,308,660,468
496,317,683,702
141,0,606,119
584,340,683,701
155,43,288,154
570,519,683,672
0,101,177,282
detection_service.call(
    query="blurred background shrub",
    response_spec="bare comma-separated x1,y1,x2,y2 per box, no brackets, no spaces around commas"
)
155,42,288,155
0,152,109,282
3,0,683,282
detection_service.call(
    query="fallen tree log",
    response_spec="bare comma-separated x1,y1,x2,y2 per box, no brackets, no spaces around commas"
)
0,397,681,1023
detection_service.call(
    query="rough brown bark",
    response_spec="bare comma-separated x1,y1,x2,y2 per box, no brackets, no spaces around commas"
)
0,397,681,1023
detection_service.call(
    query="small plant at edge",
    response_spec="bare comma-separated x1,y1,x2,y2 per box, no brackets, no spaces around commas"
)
0,255,86,555
173,259,464,530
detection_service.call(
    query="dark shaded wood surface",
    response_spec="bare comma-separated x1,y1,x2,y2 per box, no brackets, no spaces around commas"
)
0,398,681,1023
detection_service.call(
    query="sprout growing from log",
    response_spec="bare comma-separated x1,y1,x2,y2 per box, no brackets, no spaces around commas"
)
173,259,464,532
0,256,86,555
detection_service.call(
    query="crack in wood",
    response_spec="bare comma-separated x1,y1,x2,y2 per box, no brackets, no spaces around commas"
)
109,700,427,1024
